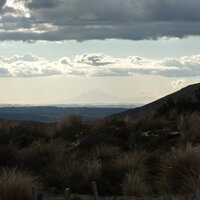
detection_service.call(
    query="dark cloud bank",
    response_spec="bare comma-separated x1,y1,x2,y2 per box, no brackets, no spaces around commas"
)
0,0,6,8
0,0,200,41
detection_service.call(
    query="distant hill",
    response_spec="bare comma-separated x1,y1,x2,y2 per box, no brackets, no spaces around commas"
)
0,106,132,122
111,83,200,119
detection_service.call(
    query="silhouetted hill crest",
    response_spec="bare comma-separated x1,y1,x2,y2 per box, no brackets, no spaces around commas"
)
111,83,200,119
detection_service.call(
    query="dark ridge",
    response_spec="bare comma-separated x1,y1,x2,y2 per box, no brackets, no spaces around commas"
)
110,82,200,119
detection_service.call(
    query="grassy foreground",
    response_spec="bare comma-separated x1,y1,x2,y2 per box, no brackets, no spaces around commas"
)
0,101,200,199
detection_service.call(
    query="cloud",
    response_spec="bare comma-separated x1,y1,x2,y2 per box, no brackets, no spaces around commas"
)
59,57,72,66
171,79,185,88
0,54,42,63
0,53,199,77
0,0,6,10
27,0,200,23
28,0,60,9
74,53,115,66
0,67,10,76
0,0,200,41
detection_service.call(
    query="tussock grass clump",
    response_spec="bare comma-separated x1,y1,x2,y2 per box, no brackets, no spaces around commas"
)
0,168,36,200
115,149,149,196
122,172,148,196
161,145,200,194
115,149,148,174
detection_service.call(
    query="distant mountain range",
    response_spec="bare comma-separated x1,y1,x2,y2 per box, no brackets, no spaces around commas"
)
111,83,200,119
1,83,199,122
0,89,142,108
0,88,141,122
63,89,138,104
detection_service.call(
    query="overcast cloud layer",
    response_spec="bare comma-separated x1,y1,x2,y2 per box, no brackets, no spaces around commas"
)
0,53,200,77
1,0,200,41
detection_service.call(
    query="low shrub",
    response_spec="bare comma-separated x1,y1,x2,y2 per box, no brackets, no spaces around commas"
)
0,145,19,167
180,113,200,144
132,116,171,132
80,119,130,150
56,113,86,142
95,146,121,162
81,159,102,184
19,140,67,174
45,155,83,192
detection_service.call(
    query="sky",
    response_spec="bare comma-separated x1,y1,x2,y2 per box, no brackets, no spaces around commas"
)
0,0,200,105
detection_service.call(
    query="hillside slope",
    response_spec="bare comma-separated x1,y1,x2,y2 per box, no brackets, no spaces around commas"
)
111,83,200,119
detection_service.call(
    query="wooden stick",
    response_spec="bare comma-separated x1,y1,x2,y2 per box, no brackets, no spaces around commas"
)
32,185,37,200
65,188,71,200
91,181,98,200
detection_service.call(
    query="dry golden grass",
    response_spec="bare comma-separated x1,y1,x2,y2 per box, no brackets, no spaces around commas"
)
0,168,36,200
161,145,200,194
115,149,148,174
122,172,148,197
115,149,149,196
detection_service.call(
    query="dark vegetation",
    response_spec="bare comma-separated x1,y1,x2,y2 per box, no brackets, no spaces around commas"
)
0,86,200,199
